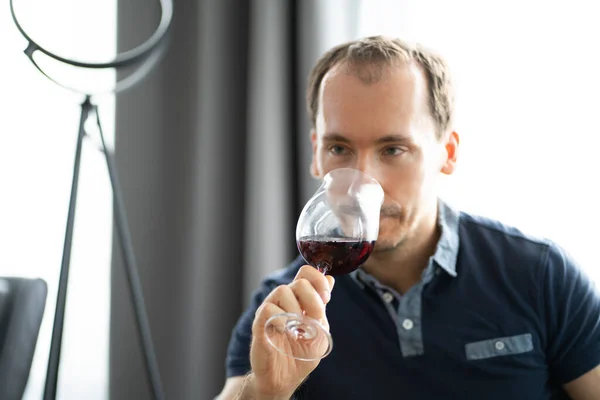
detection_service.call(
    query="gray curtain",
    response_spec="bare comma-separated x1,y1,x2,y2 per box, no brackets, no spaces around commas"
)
110,1,358,399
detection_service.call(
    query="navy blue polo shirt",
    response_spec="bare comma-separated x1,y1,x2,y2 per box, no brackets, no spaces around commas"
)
225,200,600,399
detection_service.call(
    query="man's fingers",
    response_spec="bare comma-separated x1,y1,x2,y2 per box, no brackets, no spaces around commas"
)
288,278,326,321
252,266,335,336
263,285,303,315
294,265,334,303
253,301,286,333
326,275,335,292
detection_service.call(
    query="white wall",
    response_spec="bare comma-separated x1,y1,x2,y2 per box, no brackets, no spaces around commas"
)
0,1,116,398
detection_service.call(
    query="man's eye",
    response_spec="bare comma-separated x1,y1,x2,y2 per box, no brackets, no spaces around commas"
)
329,145,349,155
382,147,404,156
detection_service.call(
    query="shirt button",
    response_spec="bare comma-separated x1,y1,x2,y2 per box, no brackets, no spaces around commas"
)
402,319,414,330
495,341,505,351
382,292,394,303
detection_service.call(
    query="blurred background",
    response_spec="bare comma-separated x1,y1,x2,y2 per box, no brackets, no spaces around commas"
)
0,0,598,399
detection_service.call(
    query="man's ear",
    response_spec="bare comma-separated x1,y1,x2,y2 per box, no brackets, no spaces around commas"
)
441,131,459,175
310,130,320,178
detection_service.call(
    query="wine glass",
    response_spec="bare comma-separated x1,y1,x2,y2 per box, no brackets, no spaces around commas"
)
264,168,384,361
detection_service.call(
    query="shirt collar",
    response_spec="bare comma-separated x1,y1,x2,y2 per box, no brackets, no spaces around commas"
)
434,199,460,277
350,198,460,287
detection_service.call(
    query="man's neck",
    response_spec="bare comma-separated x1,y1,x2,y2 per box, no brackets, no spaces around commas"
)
362,208,440,295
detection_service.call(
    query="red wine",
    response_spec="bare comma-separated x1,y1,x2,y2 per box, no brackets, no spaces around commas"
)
297,236,376,276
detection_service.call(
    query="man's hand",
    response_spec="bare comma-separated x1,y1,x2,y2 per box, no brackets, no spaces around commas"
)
248,265,335,399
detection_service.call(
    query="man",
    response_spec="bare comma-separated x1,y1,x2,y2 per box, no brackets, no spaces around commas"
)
216,36,600,399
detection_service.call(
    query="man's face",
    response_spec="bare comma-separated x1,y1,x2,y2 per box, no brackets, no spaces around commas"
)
310,62,458,252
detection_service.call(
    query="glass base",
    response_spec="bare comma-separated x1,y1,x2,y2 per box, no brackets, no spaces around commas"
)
264,312,333,361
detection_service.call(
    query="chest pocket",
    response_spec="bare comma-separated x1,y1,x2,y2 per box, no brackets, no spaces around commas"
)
465,333,533,361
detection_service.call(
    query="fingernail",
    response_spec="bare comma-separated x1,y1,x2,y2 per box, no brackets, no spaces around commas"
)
320,290,331,303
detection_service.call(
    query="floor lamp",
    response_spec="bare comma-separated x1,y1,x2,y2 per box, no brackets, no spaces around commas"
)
9,2,174,399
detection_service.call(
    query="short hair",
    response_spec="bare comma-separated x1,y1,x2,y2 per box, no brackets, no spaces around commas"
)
306,36,454,139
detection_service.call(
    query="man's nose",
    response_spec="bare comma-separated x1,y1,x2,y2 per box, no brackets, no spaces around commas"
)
354,156,380,182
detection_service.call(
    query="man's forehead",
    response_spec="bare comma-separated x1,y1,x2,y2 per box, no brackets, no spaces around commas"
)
319,61,425,96
317,63,429,124
320,132,414,143
319,64,427,115
315,62,435,142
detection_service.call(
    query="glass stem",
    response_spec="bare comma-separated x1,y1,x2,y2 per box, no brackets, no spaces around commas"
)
316,262,331,274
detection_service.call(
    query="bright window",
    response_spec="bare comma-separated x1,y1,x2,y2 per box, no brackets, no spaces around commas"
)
356,0,600,282
0,1,116,398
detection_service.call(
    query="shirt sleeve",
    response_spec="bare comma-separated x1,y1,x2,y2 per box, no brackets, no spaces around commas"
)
543,241,600,384
225,281,275,378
